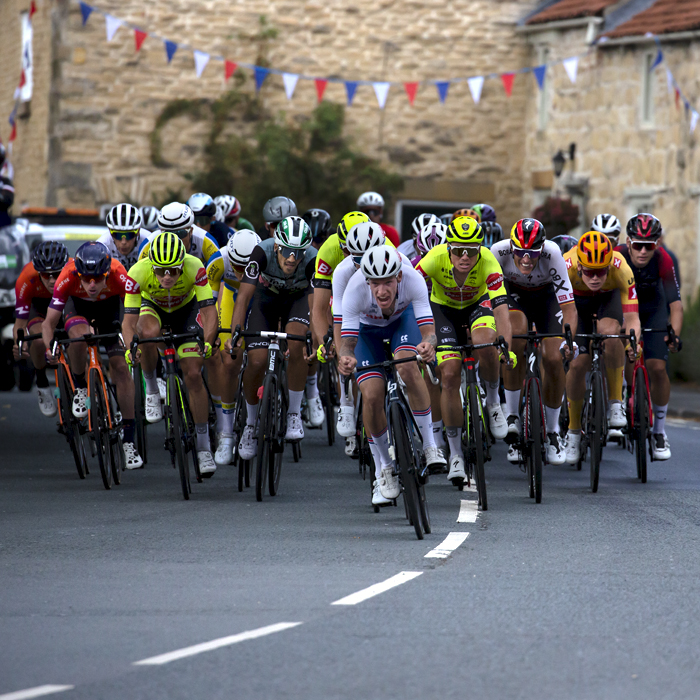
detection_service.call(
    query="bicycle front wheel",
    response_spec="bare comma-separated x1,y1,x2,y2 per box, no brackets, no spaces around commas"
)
320,362,336,446
169,375,191,500
57,365,87,479
468,384,488,511
589,371,605,493
390,402,424,540
132,365,148,465
255,374,276,502
90,369,113,490
634,367,649,484
526,379,544,504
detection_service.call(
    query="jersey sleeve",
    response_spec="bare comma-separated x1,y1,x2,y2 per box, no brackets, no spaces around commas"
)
546,243,575,305
14,264,36,319
138,241,150,261
313,235,339,289
206,252,224,296
48,266,76,312
123,261,144,314
331,259,354,324
242,245,266,286
340,273,366,339
202,233,220,266
612,253,638,313
381,224,400,248
110,261,129,298
658,247,681,304
190,259,215,307
404,265,433,326
480,249,507,307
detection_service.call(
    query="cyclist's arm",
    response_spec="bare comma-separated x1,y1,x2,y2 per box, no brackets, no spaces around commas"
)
493,302,512,352
205,253,224,298
669,300,683,340
312,287,331,349
561,300,578,337
338,281,363,375
41,307,62,355
230,282,255,335
202,233,220,266
624,310,641,350
199,303,218,346
121,311,139,356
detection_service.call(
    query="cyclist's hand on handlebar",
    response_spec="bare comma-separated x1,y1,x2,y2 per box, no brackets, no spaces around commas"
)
316,345,328,364
665,333,682,353
338,355,357,376
559,339,579,361
499,349,517,369
416,341,435,365
198,341,214,359
44,347,58,365
625,342,641,363
125,348,142,365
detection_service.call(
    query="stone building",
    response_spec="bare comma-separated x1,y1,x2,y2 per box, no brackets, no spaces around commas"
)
1,0,700,292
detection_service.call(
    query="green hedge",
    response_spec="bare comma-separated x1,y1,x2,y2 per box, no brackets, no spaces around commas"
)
669,292,700,383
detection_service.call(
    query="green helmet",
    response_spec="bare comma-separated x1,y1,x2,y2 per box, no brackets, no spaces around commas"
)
274,216,313,250
149,231,186,267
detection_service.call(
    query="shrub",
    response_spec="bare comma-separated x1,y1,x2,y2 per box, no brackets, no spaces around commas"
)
532,196,580,239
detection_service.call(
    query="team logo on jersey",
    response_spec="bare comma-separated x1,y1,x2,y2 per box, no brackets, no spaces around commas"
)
486,273,503,290
124,277,138,293
195,268,208,285
612,256,622,269
565,258,573,269
440,326,452,333
630,284,637,300
479,299,492,309
317,260,332,276
245,261,260,279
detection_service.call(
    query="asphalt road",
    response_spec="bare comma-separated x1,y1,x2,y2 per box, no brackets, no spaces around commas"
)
2,391,700,699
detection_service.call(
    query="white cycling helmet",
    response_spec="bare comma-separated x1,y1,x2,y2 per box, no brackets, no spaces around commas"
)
215,194,241,222
139,206,160,232
416,222,448,256
360,245,402,280
158,202,194,231
590,213,621,237
226,230,261,266
345,221,385,256
411,213,438,241
356,191,385,209
106,203,142,232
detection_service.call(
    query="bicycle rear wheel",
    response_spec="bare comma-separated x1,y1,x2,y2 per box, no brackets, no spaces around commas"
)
90,369,113,490
634,367,649,484
57,365,87,479
589,371,605,493
320,362,336,446
468,384,488,511
526,379,544,504
132,365,148,465
390,402,424,540
255,374,276,502
270,388,286,496
169,375,191,500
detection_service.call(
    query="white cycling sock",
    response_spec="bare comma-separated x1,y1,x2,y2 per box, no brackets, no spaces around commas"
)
413,407,436,448
652,402,668,435
340,379,353,406
545,405,561,434
212,394,223,433
371,426,392,469
485,381,500,406
143,370,159,395
432,420,446,449
504,389,520,417
306,374,319,399
221,401,235,434
288,390,304,415
195,424,210,452
245,401,259,427
446,427,461,457
367,436,383,479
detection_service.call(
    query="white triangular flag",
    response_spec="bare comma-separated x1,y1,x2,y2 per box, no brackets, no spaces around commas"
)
105,15,122,42
282,73,299,100
691,110,699,134
373,82,390,109
666,68,674,94
563,56,578,84
193,50,210,78
467,76,484,104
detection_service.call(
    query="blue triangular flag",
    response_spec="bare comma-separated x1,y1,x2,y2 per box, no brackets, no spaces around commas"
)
254,66,269,92
345,81,358,106
79,2,93,25
164,40,178,64
533,64,546,90
436,81,450,103
650,49,663,70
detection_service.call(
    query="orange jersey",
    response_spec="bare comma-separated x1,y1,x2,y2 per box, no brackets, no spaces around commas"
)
564,248,638,313
49,258,128,312
15,262,55,319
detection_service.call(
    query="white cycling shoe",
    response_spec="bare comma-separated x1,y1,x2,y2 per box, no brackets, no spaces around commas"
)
285,413,304,441
607,401,626,429
37,387,57,417
424,445,446,472
145,393,163,423
336,405,355,438
378,465,400,500
123,442,143,469
565,430,581,464
215,432,235,466
507,445,521,464
157,377,167,402
546,433,566,465
306,396,325,427
197,450,217,476
238,425,258,460
72,387,88,419
487,403,508,439
447,454,466,485
372,480,392,506
652,433,671,460
345,436,358,457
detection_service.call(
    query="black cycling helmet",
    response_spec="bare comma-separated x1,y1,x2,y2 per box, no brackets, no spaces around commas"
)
481,221,503,248
32,240,69,272
551,235,578,254
74,241,111,276
302,208,332,243
626,213,662,242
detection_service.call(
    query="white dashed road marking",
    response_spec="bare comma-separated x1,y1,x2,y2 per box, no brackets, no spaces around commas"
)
457,500,479,523
0,686,74,700
331,571,423,605
425,531,470,559
133,622,302,666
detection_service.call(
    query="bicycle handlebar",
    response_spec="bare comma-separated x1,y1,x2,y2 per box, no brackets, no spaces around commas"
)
130,329,206,358
227,324,313,360
16,328,43,356
342,354,438,391
436,335,509,357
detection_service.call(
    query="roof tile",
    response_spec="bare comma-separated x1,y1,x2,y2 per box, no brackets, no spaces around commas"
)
604,0,700,37
526,0,618,25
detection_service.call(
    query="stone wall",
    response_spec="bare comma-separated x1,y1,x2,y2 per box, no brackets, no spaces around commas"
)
521,26,700,294
2,0,539,225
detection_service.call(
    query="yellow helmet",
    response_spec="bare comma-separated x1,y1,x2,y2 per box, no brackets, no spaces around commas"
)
577,231,613,269
337,211,370,246
149,231,186,267
446,216,483,246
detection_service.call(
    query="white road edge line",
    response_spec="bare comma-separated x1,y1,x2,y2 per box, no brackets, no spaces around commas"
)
457,500,479,523
133,622,302,666
425,532,470,559
331,571,423,605
0,686,74,700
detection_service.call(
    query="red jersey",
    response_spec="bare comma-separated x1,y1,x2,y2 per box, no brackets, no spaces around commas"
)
49,258,128,312
15,262,56,319
380,223,400,247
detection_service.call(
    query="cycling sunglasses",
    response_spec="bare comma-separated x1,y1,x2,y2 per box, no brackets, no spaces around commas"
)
278,246,302,259
513,246,543,260
352,255,363,266
152,265,184,277
448,245,480,258
40,271,62,280
362,208,382,216
78,273,108,283
168,228,192,239
630,240,657,252
110,229,139,242
581,267,609,279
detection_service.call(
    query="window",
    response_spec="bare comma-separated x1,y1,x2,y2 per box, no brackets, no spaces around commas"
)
537,46,550,131
641,51,655,127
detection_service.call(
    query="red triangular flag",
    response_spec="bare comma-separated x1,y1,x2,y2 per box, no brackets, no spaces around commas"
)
9,124,17,142
404,82,419,106
675,88,680,109
134,29,147,52
18,70,26,89
29,1,37,18
501,73,515,97
225,60,237,82
315,79,328,103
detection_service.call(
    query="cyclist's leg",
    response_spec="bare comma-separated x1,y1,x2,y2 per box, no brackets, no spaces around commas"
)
597,291,624,427
27,301,55,415
215,286,239,464
135,303,165,421
502,304,527,422
63,298,90,417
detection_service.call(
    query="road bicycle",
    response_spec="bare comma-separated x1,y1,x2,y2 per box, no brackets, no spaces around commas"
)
229,350,252,493
131,362,149,465
317,331,341,447
436,337,509,511
230,326,313,502
130,329,207,500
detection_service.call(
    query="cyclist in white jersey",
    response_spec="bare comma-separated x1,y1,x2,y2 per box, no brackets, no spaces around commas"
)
99,204,153,270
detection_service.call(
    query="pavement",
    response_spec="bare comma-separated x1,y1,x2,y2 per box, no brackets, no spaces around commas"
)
668,383,700,420
2,391,700,699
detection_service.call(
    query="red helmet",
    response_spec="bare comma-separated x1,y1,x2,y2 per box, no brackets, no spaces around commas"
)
626,213,662,241
510,218,546,249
